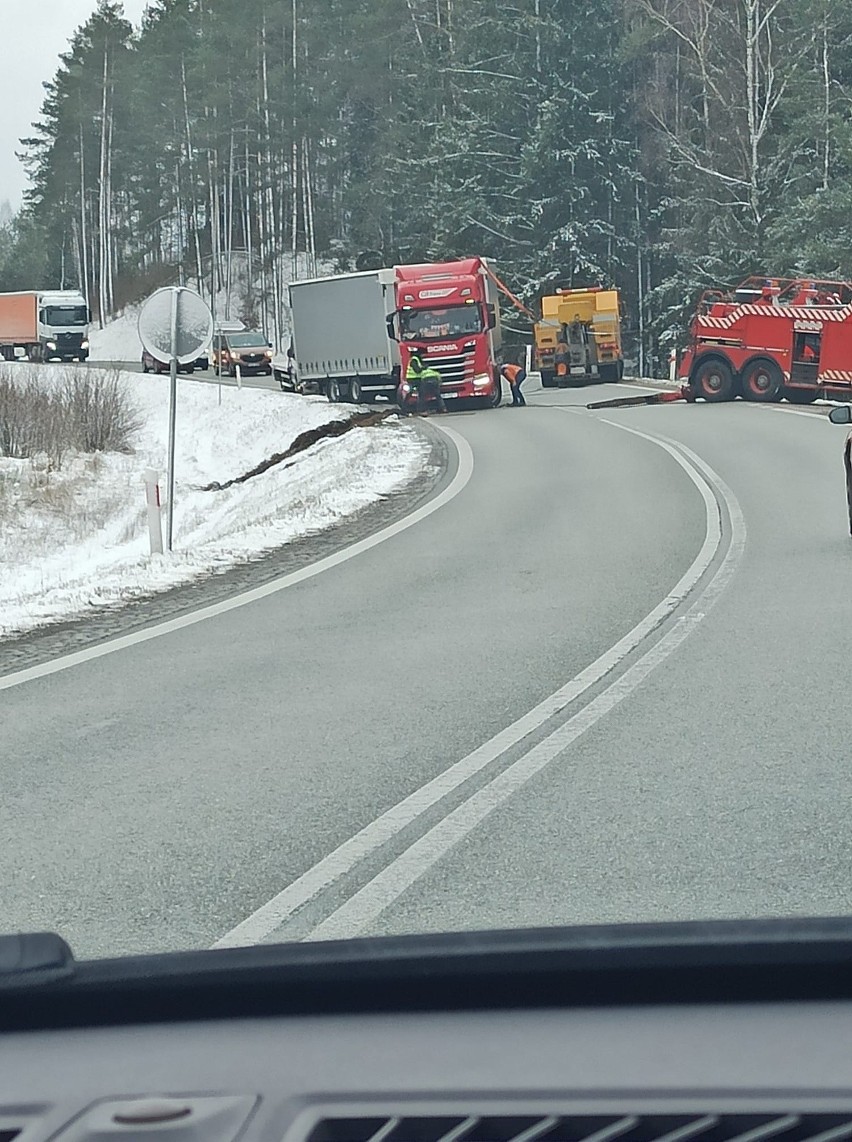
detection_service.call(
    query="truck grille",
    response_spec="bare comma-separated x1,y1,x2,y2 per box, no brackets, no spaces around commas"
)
422,350,474,385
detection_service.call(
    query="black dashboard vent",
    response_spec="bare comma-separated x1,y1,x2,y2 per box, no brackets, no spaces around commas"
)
305,1116,852,1142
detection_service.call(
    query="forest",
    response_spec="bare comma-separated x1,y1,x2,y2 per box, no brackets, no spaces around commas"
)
2,0,852,370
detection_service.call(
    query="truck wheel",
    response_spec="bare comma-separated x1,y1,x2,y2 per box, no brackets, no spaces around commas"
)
617,360,624,381
349,378,363,403
742,359,782,402
328,378,342,403
693,358,735,402
784,387,819,405
540,370,556,389
598,363,620,384
846,451,852,537
489,378,502,407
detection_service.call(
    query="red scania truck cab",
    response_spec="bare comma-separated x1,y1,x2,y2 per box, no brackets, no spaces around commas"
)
392,257,503,410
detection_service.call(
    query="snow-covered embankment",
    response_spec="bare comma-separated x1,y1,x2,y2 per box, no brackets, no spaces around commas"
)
0,367,429,638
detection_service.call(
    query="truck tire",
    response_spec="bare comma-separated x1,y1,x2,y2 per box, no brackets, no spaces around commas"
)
327,378,343,403
540,369,557,389
598,363,620,384
693,358,735,402
349,377,363,403
742,359,782,402
784,387,819,404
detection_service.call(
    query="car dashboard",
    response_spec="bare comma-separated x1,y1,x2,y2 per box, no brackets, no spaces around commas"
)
3,919,852,1142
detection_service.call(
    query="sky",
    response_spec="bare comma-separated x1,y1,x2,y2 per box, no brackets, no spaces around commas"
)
0,0,148,211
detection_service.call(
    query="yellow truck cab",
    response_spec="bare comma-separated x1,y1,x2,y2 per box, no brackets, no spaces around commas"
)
534,286,623,387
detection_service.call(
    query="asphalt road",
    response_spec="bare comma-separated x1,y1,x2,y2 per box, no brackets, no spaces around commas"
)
2,378,851,959
92,357,283,393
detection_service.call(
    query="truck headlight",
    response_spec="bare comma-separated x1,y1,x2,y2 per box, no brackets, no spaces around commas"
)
473,375,490,387
81,340,89,349
46,341,57,351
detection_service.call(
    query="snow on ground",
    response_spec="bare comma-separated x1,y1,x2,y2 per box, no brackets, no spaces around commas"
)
0,366,430,638
89,308,143,361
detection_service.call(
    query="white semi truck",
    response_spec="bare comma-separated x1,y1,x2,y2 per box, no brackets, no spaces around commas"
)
0,289,91,362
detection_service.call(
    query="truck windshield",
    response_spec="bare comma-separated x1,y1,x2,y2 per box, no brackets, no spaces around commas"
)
401,305,483,340
44,305,88,326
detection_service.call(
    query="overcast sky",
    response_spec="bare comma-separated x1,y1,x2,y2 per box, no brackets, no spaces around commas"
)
1,0,149,210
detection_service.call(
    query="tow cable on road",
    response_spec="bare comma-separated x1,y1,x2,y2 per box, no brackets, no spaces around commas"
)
586,386,695,410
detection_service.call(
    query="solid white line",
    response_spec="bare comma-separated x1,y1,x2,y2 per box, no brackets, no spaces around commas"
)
0,425,474,692
304,428,746,942
213,418,725,948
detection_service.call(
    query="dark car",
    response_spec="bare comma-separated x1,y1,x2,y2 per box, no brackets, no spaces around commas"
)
141,348,194,375
213,331,274,377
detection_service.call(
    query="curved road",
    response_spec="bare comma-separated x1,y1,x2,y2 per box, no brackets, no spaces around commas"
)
2,381,850,958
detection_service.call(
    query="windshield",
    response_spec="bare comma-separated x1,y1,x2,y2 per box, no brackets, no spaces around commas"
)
44,305,88,326
401,305,483,340
3,0,852,968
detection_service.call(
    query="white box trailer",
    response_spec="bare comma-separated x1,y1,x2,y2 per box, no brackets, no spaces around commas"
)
288,269,400,403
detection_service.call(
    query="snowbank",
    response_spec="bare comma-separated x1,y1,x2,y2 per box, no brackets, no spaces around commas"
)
0,367,429,638
88,308,143,362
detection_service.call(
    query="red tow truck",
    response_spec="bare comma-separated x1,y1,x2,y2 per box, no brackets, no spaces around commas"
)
678,276,852,403
391,258,503,410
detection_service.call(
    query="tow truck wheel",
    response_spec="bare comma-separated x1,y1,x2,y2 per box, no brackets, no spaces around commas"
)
742,359,783,402
784,388,819,405
693,359,735,402
540,370,557,389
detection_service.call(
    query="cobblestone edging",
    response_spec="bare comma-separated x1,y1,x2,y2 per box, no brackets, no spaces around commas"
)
0,420,452,678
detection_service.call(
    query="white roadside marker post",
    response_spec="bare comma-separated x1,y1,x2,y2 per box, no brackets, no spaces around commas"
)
166,288,178,552
236,363,242,390
143,468,164,556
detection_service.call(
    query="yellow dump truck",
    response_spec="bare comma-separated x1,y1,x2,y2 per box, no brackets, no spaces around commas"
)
534,286,623,387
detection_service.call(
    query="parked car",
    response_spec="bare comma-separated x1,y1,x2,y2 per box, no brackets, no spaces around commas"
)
141,348,194,375
212,330,274,377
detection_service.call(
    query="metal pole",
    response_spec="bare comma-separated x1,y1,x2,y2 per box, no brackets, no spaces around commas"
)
166,287,179,552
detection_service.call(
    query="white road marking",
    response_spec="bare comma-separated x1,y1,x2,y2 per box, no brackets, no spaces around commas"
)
214,418,734,948
0,426,474,692
303,423,746,942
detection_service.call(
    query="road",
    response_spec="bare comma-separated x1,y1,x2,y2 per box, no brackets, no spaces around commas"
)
93,358,284,392
2,379,851,959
